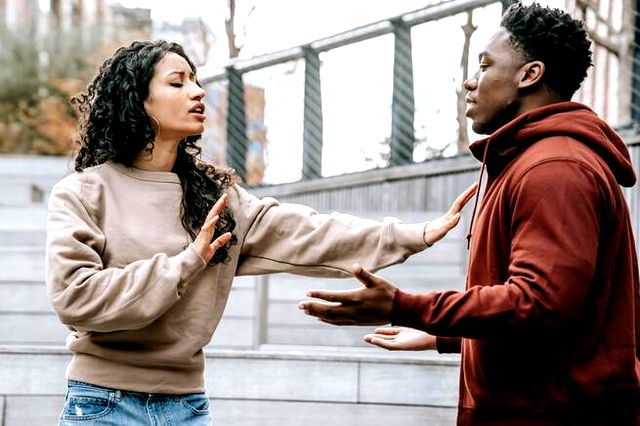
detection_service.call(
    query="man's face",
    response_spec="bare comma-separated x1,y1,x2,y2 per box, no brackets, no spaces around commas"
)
464,29,527,135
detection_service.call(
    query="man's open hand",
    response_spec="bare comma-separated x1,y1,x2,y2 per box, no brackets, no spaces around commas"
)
298,264,396,326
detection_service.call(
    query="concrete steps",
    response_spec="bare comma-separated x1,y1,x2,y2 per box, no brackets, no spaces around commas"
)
0,345,460,426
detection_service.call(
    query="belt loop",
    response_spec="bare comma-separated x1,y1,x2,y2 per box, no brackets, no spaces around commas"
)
113,390,122,401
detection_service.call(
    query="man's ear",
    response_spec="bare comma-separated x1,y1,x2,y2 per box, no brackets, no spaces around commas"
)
518,61,545,89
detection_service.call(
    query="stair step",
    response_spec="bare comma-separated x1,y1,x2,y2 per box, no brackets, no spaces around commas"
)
0,229,46,247
0,248,44,281
0,345,459,423
0,207,48,228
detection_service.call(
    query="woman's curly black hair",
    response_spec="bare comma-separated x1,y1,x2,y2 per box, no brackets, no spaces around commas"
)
71,40,237,264
501,2,593,99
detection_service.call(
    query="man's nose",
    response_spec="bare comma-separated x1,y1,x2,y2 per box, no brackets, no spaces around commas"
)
463,76,477,92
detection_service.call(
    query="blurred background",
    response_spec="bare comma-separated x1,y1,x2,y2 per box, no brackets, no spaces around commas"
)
0,0,638,425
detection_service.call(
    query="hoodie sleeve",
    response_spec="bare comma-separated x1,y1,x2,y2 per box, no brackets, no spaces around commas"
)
229,185,429,277
45,181,207,333
392,160,602,339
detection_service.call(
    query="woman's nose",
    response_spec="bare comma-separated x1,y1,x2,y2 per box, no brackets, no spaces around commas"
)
191,83,206,100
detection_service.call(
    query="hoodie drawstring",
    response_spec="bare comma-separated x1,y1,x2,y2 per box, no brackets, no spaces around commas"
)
466,140,489,250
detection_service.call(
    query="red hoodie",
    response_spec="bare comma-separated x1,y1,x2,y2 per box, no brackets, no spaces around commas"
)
392,102,640,425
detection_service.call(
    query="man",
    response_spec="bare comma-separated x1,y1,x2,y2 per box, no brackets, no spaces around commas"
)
299,3,640,425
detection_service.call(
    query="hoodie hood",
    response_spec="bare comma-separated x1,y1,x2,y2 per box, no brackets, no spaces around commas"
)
469,102,637,187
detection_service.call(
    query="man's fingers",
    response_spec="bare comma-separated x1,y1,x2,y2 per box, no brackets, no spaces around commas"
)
373,327,401,335
318,318,355,326
367,333,396,341
365,337,398,350
299,301,356,321
352,263,378,288
299,301,339,315
448,182,478,215
305,289,357,303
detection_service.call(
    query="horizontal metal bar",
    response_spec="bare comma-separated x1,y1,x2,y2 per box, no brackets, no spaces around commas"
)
401,0,498,26
310,21,392,52
199,0,500,83
249,154,481,198
200,47,305,84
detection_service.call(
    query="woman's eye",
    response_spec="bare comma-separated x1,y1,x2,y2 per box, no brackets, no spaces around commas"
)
170,83,183,88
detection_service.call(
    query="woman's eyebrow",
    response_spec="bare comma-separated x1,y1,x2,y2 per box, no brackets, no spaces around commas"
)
166,70,196,80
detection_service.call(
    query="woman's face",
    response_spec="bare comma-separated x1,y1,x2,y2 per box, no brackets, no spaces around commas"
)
144,52,207,141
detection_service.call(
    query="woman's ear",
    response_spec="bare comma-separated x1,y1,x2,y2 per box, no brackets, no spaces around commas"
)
518,60,545,89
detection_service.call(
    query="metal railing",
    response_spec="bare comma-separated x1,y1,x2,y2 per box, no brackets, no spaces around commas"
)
198,0,640,185
199,0,508,184
568,0,640,129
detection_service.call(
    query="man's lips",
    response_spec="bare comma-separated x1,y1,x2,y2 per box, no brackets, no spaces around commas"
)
465,99,476,117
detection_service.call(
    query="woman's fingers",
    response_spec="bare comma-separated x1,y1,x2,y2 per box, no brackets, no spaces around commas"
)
199,215,219,240
209,194,228,219
448,182,478,215
210,232,232,251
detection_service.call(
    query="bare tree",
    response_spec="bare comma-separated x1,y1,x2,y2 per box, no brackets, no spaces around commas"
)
0,0,6,34
225,0,255,59
456,11,476,154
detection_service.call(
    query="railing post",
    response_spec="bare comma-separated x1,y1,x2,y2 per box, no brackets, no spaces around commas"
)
390,19,415,167
302,46,323,180
632,0,640,125
226,66,248,180
253,275,269,349
500,0,518,13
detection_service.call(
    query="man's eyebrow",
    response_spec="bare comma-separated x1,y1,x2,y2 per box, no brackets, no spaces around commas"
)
478,51,488,61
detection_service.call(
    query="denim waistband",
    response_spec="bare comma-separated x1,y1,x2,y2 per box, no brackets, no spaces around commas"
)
67,379,205,398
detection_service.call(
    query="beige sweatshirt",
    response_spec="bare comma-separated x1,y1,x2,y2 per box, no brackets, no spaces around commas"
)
45,161,428,394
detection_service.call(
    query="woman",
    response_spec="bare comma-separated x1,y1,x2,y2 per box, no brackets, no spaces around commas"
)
46,40,476,425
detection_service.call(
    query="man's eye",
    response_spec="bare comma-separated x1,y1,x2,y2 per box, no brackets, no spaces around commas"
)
170,83,183,87
479,64,488,71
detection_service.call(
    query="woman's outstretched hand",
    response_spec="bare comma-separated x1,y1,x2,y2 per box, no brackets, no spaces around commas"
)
193,193,232,263
423,182,478,246
364,326,436,351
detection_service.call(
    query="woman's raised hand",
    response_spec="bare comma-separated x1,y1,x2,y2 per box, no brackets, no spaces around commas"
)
193,194,232,263
423,182,478,246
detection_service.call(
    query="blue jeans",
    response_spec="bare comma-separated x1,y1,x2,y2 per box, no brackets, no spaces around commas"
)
58,380,212,425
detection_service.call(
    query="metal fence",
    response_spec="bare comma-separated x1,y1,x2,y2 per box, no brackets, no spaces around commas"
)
199,0,507,184
198,0,640,186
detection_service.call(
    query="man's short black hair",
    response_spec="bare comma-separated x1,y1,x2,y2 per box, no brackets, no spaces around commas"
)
501,2,593,99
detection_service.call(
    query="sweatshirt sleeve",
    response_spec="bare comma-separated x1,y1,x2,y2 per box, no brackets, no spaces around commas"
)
229,185,429,277
45,181,207,333
391,161,602,339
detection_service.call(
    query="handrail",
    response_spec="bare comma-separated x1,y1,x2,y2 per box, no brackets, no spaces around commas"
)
199,0,501,83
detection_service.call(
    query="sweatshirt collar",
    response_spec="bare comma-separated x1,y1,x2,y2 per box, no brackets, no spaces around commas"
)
109,161,181,184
